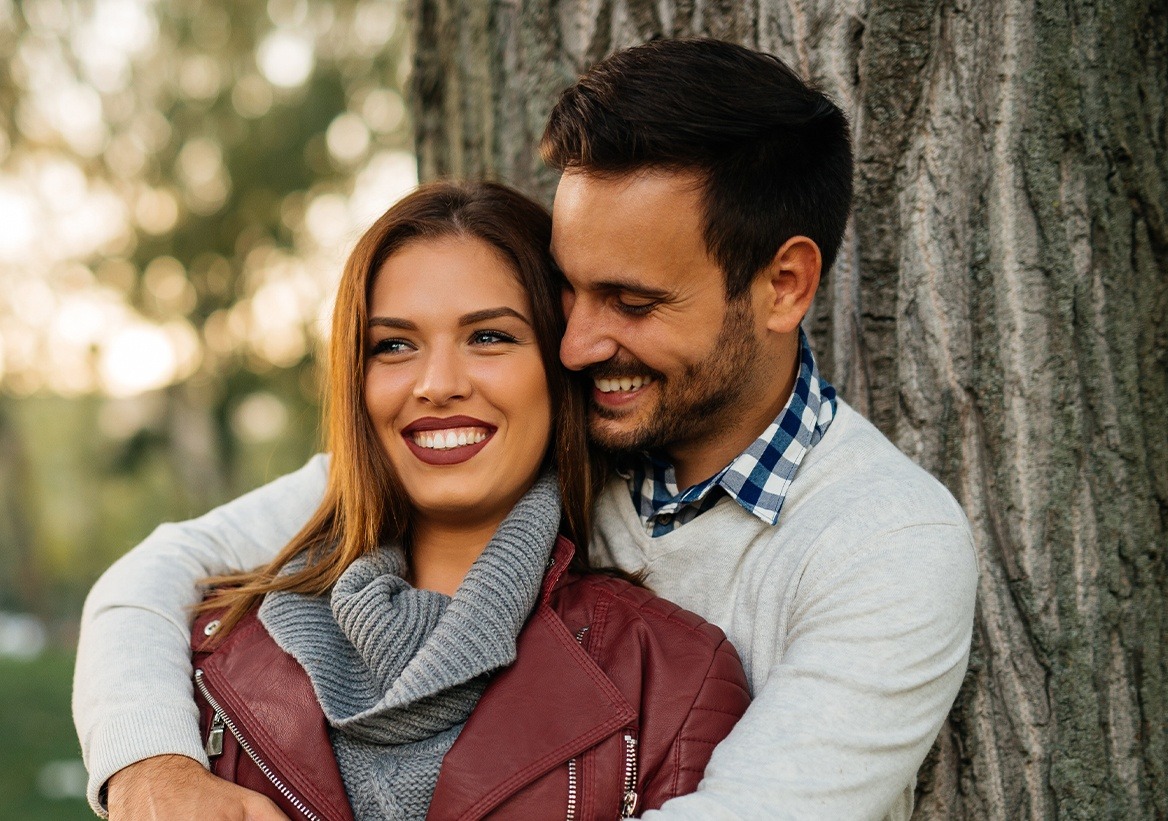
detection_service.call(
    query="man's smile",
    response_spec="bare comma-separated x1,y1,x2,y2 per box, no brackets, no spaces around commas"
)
590,374,657,411
593,374,655,393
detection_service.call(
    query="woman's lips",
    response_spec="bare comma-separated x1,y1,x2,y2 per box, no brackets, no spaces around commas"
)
401,416,496,466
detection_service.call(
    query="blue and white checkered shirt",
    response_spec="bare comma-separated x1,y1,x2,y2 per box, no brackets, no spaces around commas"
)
623,328,837,537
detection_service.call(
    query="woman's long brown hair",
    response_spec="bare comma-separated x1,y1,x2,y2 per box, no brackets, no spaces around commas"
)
199,181,604,639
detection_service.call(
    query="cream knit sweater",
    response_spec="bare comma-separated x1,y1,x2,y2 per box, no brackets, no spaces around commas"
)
591,401,977,820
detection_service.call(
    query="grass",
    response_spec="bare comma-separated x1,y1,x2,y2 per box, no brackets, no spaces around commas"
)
0,651,93,820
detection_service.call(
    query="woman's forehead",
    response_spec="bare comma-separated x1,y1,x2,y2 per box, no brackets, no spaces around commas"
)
369,236,531,318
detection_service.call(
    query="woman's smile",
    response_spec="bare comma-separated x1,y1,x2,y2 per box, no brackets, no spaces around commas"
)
411,428,491,450
402,415,497,464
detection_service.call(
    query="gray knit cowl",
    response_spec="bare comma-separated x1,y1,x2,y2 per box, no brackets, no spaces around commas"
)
258,472,562,820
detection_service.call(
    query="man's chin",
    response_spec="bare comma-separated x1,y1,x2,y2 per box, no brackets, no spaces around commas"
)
588,409,657,453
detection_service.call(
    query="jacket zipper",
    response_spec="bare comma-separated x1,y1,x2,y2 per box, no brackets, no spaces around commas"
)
565,626,591,820
565,757,578,821
565,626,639,818
621,732,639,818
194,669,323,821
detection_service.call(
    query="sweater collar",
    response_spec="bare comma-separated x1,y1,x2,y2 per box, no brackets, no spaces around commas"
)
259,471,562,742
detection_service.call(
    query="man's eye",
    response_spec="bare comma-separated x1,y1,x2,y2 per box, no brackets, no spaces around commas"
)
369,338,411,356
616,299,656,316
470,329,518,345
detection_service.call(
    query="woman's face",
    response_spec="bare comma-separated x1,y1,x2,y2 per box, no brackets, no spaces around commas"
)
364,235,553,530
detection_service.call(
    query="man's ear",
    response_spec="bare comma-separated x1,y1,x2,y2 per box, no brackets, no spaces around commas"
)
756,236,821,335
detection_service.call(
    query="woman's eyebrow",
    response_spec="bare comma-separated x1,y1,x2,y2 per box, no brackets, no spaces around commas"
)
368,317,417,330
459,307,532,326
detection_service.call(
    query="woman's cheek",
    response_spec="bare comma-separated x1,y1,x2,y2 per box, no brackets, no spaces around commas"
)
364,368,410,424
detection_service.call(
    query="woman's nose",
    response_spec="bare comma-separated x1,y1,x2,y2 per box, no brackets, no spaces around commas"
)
413,346,471,404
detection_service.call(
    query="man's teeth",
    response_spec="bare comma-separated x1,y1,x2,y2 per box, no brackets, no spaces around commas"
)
594,375,654,393
412,427,490,450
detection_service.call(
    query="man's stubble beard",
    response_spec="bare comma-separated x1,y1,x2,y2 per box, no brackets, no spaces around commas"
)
588,297,766,455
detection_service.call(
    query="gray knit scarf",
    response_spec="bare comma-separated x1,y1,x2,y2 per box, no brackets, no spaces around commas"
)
258,472,562,820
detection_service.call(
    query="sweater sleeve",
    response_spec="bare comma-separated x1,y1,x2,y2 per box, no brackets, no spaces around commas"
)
72,454,330,817
641,520,978,821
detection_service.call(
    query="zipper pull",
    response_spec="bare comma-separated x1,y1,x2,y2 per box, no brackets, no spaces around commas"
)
205,711,225,758
621,732,639,817
621,789,638,818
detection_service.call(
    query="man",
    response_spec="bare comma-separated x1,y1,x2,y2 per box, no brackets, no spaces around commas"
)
74,39,976,819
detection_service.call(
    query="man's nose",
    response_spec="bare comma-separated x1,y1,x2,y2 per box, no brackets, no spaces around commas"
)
559,296,619,371
414,345,471,404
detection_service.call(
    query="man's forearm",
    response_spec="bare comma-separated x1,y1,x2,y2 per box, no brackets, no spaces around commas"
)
73,455,329,815
107,754,290,820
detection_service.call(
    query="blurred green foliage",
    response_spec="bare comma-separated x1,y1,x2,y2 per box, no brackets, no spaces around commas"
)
6,387,322,620
0,653,91,820
0,0,414,622
0,1,415,812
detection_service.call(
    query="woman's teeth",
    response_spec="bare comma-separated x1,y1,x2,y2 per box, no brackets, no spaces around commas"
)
412,427,489,450
594,375,654,393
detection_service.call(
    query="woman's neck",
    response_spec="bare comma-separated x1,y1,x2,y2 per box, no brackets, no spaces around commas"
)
408,516,503,596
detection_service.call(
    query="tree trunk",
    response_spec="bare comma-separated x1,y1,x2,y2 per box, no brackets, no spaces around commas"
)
406,1,1168,817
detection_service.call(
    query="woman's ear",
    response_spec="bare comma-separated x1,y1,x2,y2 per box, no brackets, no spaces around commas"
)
755,236,822,335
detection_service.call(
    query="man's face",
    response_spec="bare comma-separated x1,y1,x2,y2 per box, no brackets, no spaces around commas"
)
551,169,770,456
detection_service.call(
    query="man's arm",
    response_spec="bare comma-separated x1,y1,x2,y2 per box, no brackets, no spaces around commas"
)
644,521,978,820
72,454,329,817
105,755,289,821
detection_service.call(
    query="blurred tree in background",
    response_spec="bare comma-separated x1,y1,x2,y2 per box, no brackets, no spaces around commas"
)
0,0,416,622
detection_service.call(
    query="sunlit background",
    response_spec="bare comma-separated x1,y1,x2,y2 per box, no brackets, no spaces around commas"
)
0,0,416,815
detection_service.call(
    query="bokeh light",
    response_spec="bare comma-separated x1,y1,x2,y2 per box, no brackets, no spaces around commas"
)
0,184,36,260
326,112,371,164
231,390,289,443
0,0,416,405
257,28,315,88
99,322,179,397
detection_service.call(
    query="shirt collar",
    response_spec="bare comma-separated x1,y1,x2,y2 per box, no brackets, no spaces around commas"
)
623,327,837,533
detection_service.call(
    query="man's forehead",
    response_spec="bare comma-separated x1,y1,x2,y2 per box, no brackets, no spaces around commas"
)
553,171,705,248
550,169,716,287
552,167,704,209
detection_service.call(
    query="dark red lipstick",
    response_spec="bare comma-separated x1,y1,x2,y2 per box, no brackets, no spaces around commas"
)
401,416,496,466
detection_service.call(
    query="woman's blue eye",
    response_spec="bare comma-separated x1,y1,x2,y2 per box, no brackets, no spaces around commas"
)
470,329,517,345
369,338,411,356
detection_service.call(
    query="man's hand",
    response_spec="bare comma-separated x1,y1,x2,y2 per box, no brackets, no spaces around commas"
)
107,754,289,821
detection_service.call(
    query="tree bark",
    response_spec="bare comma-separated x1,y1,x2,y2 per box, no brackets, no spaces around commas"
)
406,1,1168,817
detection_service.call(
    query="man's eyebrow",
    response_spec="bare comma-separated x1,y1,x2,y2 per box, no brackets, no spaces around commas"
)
368,317,417,330
459,307,532,326
589,278,672,299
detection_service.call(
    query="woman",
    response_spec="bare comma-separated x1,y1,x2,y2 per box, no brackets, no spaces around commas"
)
190,181,750,820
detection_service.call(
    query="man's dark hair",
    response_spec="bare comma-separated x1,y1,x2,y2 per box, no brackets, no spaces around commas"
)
541,38,853,299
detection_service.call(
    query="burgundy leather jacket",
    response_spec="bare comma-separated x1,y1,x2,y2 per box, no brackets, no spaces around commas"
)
191,536,751,820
